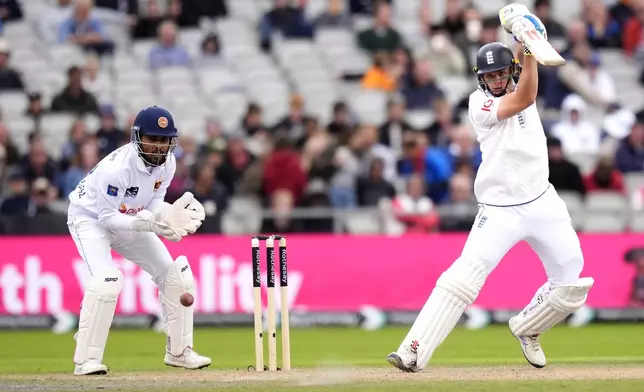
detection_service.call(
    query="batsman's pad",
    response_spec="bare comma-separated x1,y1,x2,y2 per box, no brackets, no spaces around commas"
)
158,256,195,356
74,268,124,365
410,257,488,369
510,277,594,336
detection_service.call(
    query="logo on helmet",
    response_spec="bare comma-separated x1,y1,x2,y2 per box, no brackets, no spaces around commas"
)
158,116,168,128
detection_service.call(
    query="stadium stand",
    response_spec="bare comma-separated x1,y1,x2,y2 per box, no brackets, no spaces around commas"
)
0,0,643,235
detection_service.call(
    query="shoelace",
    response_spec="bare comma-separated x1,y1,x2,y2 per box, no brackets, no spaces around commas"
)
525,335,541,352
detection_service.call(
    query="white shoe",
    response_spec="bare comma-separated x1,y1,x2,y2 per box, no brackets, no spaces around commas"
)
386,340,420,372
164,347,212,370
74,360,108,375
509,317,547,368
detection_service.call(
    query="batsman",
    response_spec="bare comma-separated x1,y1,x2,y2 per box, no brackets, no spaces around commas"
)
387,4,593,372
67,106,211,375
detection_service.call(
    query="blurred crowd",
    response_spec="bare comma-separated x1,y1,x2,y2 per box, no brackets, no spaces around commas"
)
0,0,643,235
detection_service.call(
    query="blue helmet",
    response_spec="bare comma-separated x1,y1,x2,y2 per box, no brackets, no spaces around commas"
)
131,106,178,167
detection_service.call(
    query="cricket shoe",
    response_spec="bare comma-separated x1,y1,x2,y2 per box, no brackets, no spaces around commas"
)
74,360,108,375
164,347,212,370
509,316,547,368
386,341,420,372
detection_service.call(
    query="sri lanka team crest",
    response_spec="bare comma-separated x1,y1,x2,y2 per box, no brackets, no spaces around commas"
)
154,181,162,192
158,116,168,128
119,203,144,215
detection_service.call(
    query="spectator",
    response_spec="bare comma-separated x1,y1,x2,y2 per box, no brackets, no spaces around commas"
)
582,0,622,48
58,0,114,56
61,119,90,172
397,133,452,204
132,0,164,39
327,101,352,137
400,59,445,110
261,188,304,233
0,39,23,91
25,92,45,119
28,177,56,215
178,0,228,27
439,172,478,231
199,118,227,158
189,162,228,231
378,95,413,156
547,137,586,196
217,135,254,196
59,139,99,197
425,99,460,147
440,125,482,173
94,0,138,24
329,130,361,208
262,138,308,204
300,119,336,184
550,94,602,156
95,105,126,158
610,0,636,28
357,1,402,54
50,66,100,115
0,168,29,215
0,121,19,166
415,24,467,79
20,136,58,185
349,0,391,15
357,157,396,206
315,0,352,28
390,174,439,233
359,124,397,182
433,0,466,39
274,94,307,141
615,114,644,173
573,45,616,104
83,54,110,96
361,52,401,92
195,33,225,67
0,0,22,22
623,0,644,84
583,156,625,193
242,103,268,138
259,0,314,52
533,0,566,39
148,20,191,70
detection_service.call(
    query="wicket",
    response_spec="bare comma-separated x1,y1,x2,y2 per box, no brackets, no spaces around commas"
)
250,235,291,372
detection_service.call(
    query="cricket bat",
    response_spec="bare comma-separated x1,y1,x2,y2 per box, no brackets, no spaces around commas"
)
499,5,566,67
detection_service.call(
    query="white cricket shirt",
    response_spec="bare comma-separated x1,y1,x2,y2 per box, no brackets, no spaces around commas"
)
468,89,549,206
68,143,176,230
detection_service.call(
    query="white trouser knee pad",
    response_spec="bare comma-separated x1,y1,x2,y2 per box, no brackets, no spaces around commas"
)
511,277,594,336
74,268,123,365
412,257,488,368
157,256,195,356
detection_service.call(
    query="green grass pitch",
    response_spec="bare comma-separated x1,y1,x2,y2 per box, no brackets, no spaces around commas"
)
1,324,644,391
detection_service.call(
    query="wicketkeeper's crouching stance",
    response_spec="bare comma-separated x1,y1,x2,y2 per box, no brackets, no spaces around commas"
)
387,4,593,372
67,106,211,375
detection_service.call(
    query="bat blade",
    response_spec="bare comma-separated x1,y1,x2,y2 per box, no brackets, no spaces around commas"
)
518,28,566,67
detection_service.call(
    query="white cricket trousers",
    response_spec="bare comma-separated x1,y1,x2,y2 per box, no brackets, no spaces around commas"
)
68,214,174,281
468,185,583,286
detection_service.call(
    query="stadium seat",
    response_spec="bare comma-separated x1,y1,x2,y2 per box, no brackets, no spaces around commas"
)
344,209,383,234
582,212,628,233
585,191,629,213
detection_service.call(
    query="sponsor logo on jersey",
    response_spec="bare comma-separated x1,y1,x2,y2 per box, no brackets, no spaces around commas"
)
119,203,145,215
154,181,162,192
107,185,119,196
125,186,139,198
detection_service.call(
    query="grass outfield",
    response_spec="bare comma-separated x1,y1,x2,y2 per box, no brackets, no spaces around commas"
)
1,324,643,391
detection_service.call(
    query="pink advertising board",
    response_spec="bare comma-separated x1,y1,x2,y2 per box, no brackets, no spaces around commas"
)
0,234,641,316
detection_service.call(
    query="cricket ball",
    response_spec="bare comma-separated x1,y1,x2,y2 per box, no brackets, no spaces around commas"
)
180,293,194,307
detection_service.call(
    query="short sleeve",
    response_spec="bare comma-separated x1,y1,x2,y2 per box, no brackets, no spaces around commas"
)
469,92,501,129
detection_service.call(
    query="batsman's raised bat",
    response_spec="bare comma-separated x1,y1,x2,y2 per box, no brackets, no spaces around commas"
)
499,5,566,67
